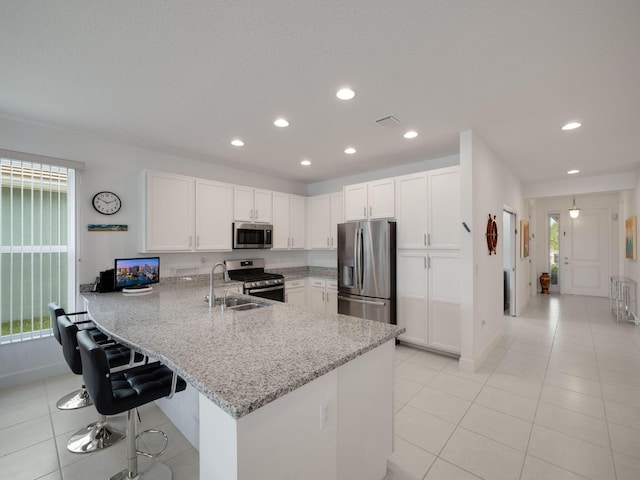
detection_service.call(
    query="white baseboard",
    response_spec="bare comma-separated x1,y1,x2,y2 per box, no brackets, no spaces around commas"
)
0,361,68,389
459,329,503,373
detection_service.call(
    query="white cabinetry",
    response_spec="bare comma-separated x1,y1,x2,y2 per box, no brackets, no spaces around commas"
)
234,186,273,223
273,193,306,249
309,192,344,249
396,166,460,249
396,250,461,354
395,165,461,355
141,171,194,252
140,171,233,252
285,279,306,306
344,179,395,221
195,179,234,251
428,252,461,353
397,251,429,346
309,279,338,314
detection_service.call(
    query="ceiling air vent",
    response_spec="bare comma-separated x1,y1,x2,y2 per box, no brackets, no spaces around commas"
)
374,115,401,128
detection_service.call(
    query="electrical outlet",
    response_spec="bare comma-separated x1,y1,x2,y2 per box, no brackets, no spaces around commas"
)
320,403,330,428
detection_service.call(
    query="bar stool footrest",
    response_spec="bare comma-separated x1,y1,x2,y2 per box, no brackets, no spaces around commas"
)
136,429,169,458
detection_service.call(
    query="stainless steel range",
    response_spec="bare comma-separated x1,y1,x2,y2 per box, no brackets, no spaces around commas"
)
224,258,285,302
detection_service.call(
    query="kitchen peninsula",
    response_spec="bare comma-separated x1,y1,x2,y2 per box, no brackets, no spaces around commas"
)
82,278,404,480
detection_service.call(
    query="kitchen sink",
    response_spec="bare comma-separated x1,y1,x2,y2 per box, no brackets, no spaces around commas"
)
213,296,269,311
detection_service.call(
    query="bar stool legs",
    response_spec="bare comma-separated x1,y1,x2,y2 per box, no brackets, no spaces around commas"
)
56,384,93,410
66,414,125,454
110,408,172,480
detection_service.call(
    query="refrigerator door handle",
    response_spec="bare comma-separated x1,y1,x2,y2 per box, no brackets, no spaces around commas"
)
358,226,364,290
354,226,360,289
338,294,387,307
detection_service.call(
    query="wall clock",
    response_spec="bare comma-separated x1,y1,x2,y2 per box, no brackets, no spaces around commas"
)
92,191,122,215
486,214,498,255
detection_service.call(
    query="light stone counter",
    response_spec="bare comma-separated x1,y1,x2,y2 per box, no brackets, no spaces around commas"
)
82,279,403,420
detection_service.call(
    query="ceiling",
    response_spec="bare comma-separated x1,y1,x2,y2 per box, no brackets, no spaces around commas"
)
1,1,639,186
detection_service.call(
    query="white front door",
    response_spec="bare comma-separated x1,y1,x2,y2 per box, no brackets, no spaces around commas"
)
564,206,611,297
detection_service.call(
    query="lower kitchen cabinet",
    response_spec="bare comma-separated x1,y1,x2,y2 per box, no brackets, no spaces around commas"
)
309,278,338,314
285,279,306,306
397,250,461,354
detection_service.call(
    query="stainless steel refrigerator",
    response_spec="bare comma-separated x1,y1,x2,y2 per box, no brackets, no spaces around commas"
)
337,220,396,324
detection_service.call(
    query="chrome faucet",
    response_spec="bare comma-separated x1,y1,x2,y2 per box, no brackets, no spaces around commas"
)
208,262,229,308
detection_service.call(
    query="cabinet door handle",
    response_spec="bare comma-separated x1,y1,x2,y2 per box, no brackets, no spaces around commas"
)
427,233,431,246
196,236,200,248
331,237,334,247
369,206,372,217
327,237,330,247
322,291,325,301
424,257,427,269
363,206,366,217
255,209,259,219
250,209,254,220
424,233,427,246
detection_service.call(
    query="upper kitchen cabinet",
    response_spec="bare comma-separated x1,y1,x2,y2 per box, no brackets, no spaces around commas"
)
140,171,233,252
272,192,306,249
308,192,343,249
141,171,194,252
395,166,460,249
194,179,233,250
343,179,395,221
234,186,273,223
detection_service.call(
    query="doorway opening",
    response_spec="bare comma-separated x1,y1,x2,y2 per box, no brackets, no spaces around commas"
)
548,213,560,293
503,210,517,316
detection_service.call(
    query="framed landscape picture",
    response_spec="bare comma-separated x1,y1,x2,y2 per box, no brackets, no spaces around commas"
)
520,220,529,258
625,215,637,260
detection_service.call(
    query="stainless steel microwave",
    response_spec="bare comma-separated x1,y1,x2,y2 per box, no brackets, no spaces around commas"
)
233,223,273,249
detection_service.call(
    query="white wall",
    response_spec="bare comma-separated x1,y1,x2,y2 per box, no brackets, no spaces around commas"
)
620,171,640,286
459,131,528,371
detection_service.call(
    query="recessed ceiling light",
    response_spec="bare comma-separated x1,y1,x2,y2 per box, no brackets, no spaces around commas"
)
344,147,356,155
336,88,355,100
403,130,418,139
230,139,245,147
567,169,580,175
274,118,290,128
300,160,311,166
562,122,582,131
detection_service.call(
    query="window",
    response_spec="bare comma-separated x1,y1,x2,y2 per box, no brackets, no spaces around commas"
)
1,154,77,343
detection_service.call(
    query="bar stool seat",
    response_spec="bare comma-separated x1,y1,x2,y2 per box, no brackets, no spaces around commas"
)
48,302,107,410
58,314,143,454
78,329,186,480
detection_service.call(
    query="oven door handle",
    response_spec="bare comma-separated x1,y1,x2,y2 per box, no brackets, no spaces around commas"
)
246,285,284,294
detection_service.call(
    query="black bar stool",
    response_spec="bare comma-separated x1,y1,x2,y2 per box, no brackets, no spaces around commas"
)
48,302,107,410
58,314,142,453
77,329,187,480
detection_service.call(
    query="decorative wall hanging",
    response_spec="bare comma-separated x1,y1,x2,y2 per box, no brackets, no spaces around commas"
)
520,220,530,258
625,215,637,260
88,224,128,232
486,214,498,255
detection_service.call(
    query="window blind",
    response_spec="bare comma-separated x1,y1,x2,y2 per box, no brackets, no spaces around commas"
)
1,156,76,344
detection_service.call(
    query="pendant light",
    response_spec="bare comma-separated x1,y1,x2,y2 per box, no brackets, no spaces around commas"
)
569,197,581,219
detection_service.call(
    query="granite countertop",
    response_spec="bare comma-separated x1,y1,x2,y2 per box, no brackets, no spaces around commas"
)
82,280,404,419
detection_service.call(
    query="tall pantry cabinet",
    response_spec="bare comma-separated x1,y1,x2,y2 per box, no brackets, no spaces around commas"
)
395,166,461,354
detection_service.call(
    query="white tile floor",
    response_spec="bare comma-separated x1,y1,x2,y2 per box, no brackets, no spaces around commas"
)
1,294,640,479
388,294,640,480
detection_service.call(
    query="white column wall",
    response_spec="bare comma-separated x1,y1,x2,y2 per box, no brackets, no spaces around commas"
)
459,130,528,371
